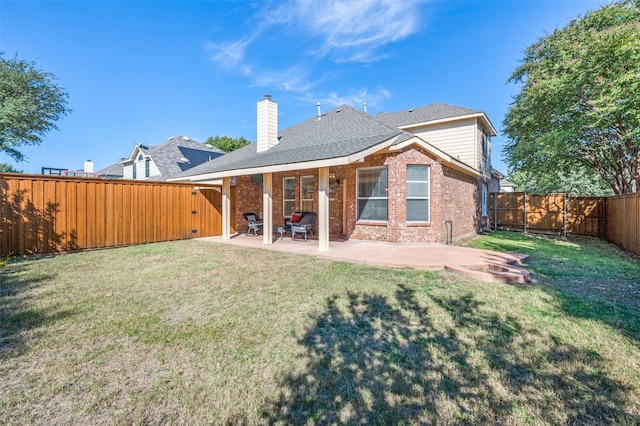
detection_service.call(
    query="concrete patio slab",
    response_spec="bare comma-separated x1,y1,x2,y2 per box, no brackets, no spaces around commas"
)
196,233,530,283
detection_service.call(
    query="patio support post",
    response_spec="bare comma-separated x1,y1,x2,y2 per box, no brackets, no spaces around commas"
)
263,172,273,245
318,167,330,251
222,177,231,240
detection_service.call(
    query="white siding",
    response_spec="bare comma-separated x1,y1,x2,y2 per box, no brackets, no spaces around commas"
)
149,159,161,178
407,119,477,169
122,163,133,179
476,125,492,177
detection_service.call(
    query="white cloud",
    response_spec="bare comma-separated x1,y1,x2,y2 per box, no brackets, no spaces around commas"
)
303,87,393,110
249,66,324,93
267,0,422,62
204,37,253,71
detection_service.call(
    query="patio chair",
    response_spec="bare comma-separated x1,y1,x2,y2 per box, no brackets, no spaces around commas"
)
291,212,316,241
242,212,263,236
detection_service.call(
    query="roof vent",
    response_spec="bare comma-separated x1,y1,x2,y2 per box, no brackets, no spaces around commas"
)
317,102,322,119
182,136,190,141
169,136,175,140
336,108,342,113
408,108,415,112
179,157,190,163
363,102,367,113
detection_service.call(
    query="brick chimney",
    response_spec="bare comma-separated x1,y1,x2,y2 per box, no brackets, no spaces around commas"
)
256,94,278,153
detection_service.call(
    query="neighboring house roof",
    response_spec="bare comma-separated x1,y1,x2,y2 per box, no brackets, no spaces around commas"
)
500,179,516,191
96,161,124,178
123,136,225,180
174,103,488,182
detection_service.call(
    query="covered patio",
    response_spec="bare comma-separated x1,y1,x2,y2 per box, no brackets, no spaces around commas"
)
196,233,530,283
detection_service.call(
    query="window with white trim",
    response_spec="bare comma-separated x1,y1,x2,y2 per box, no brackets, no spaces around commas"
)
406,165,430,222
300,176,314,211
145,159,150,178
283,177,295,217
329,173,336,219
357,166,388,221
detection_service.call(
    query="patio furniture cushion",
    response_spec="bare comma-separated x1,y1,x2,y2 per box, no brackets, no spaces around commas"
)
291,212,316,241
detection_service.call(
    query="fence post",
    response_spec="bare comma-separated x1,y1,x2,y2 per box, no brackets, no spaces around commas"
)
523,192,527,233
494,193,498,231
563,193,567,237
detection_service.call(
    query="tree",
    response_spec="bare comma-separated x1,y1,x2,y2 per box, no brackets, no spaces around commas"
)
508,169,612,196
0,163,22,173
503,0,640,194
0,53,71,163
205,135,251,153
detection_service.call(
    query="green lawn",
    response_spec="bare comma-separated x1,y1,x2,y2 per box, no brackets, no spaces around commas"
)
1,233,639,424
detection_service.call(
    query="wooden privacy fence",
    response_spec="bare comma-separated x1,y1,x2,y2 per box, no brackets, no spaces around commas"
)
0,174,232,256
606,193,640,256
489,192,606,237
490,191,640,257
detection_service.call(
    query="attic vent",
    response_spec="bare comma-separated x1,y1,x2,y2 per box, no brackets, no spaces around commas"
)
182,136,190,141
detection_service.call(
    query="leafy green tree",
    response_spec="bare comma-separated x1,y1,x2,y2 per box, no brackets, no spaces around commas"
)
503,0,640,194
0,53,71,163
508,169,612,196
0,163,22,173
205,135,251,153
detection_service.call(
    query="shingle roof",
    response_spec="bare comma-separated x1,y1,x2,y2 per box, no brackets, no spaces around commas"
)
176,102,488,180
96,161,124,177
374,103,481,128
180,105,405,177
140,136,225,179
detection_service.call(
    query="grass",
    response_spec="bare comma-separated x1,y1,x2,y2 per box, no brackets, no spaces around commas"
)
1,234,639,424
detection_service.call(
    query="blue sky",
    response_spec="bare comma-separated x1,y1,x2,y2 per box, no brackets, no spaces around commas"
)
1,0,605,175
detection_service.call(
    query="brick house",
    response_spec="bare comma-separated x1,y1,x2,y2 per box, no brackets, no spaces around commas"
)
173,95,498,251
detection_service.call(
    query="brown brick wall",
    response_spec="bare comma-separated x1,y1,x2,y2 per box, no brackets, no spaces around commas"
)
233,146,483,243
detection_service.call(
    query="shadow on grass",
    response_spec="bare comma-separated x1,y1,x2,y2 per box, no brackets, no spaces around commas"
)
264,285,633,424
0,263,70,359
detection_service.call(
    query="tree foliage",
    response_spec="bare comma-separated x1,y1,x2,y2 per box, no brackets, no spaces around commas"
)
205,135,251,153
503,0,640,194
0,163,22,173
0,53,71,162
508,169,612,196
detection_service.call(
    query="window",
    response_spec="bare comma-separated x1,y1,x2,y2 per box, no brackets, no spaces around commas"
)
300,176,314,211
406,165,430,222
329,173,337,219
357,166,388,221
145,159,150,178
132,163,137,180
481,183,488,217
283,177,295,217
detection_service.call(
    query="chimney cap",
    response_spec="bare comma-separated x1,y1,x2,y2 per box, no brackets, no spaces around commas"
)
263,94,272,100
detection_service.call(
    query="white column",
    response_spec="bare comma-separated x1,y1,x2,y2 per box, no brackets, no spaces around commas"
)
318,167,330,251
221,177,231,240
263,172,273,245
